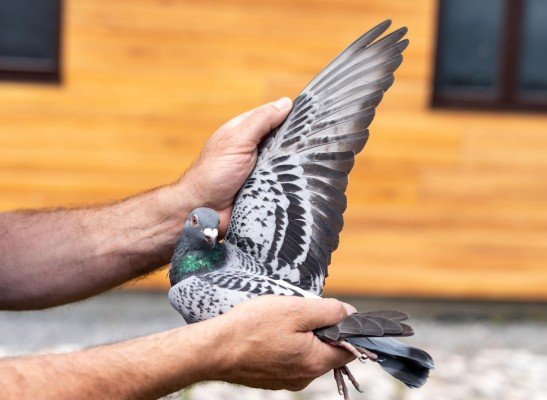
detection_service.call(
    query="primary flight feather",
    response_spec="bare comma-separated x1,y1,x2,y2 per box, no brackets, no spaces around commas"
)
168,20,434,398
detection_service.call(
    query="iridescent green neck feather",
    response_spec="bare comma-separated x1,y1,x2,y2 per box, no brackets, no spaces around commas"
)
170,244,226,285
180,248,224,273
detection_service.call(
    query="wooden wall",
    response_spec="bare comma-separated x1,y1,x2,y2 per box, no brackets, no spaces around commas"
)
1,0,545,300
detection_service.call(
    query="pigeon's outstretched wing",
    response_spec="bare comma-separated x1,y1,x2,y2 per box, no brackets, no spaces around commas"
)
225,20,408,295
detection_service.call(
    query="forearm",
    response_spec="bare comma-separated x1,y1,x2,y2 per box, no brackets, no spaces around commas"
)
0,297,354,399
0,181,196,310
0,321,224,400
0,99,292,311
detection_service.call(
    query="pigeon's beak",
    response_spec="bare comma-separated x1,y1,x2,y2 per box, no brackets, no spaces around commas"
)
203,228,218,247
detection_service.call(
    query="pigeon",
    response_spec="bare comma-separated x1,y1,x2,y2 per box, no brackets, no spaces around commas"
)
168,20,435,399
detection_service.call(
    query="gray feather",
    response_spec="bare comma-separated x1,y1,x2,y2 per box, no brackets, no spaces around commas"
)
346,326,434,389
225,20,408,293
169,20,434,391
348,336,435,370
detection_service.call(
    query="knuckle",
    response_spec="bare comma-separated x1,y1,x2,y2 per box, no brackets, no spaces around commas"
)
325,298,346,320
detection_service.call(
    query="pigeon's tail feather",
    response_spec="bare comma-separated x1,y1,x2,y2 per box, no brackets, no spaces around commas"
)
347,336,435,388
350,336,435,370
373,355,430,388
314,310,434,388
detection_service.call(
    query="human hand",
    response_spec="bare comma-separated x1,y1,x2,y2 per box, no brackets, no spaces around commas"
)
207,295,356,391
177,98,293,234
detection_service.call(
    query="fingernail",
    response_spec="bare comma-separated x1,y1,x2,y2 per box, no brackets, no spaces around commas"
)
342,302,357,315
272,97,292,111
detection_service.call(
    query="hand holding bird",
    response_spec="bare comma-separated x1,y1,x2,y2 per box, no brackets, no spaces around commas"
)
169,20,434,399
208,296,357,391
179,98,293,235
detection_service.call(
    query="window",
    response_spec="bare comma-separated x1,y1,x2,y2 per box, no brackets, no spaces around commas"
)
433,0,547,111
0,0,62,83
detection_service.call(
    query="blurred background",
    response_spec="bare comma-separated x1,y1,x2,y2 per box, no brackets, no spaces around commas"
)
0,0,546,399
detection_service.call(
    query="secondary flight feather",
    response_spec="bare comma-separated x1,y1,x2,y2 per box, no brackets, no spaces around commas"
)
168,20,434,398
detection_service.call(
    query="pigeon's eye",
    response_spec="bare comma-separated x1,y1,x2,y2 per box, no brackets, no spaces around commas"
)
191,215,199,227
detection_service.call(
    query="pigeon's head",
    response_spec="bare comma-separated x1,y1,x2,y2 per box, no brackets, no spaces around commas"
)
184,207,220,248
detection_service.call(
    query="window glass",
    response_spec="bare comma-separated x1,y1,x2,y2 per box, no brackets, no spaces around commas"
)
0,0,60,77
436,0,505,97
519,0,547,100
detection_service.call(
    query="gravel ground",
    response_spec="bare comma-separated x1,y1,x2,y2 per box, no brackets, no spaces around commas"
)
1,291,546,400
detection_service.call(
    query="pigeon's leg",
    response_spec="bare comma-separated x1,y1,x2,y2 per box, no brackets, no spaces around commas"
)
358,347,379,362
330,340,369,363
330,340,376,397
341,365,364,393
333,368,350,400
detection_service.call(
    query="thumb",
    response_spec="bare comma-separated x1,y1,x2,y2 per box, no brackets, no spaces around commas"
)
236,97,293,144
298,298,349,331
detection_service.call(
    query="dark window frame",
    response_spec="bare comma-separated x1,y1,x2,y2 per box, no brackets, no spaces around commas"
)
0,0,63,84
432,0,547,112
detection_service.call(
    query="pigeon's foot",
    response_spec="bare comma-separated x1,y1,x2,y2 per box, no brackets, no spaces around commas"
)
330,340,378,363
358,347,379,361
333,365,363,400
334,368,349,400
341,365,363,393
329,340,380,398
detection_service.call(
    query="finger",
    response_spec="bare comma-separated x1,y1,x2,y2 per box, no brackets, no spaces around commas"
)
341,302,357,315
316,344,356,374
222,108,256,130
216,207,232,237
237,97,293,144
222,97,292,131
298,298,349,331
287,379,314,392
